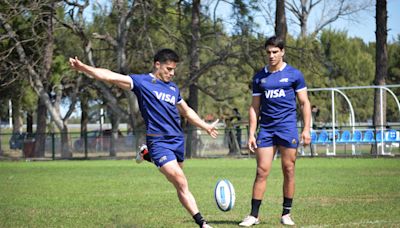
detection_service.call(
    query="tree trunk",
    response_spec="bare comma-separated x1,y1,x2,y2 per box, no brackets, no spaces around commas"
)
275,0,287,41
35,97,47,157
11,97,23,134
186,0,201,158
300,0,308,38
109,111,120,157
118,1,139,136
124,91,138,134
0,117,2,156
26,111,33,135
60,123,71,158
80,96,89,138
372,0,388,155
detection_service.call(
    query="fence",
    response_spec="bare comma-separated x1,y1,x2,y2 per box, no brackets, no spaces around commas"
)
306,127,400,156
308,85,400,155
0,127,249,159
1,130,143,159
1,125,400,160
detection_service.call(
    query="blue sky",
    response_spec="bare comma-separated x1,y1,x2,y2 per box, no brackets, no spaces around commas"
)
328,0,400,43
87,0,399,43
206,0,399,43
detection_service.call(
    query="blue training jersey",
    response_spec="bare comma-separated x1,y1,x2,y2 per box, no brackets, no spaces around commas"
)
252,63,307,130
129,73,183,136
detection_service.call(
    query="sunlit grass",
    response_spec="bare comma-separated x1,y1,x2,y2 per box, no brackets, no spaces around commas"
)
0,158,399,227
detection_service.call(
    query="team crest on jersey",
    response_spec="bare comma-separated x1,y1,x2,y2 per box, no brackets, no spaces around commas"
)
154,91,176,105
279,78,289,83
159,156,167,163
261,78,267,83
292,139,297,144
264,89,286,98
152,78,157,83
257,140,261,145
169,86,176,91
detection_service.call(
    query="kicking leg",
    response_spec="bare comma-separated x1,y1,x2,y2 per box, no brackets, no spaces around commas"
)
159,160,210,227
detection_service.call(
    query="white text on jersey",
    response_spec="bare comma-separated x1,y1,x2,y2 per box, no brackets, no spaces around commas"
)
264,89,286,98
154,91,176,105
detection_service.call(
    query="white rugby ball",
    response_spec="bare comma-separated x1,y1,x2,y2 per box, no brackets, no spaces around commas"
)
214,179,235,211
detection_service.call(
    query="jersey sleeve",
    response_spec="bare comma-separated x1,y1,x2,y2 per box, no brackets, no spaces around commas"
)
129,74,140,92
128,75,134,89
176,87,183,104
252,75,262,96
294,70,307,92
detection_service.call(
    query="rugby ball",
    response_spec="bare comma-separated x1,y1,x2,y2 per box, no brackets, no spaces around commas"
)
214,179,235,211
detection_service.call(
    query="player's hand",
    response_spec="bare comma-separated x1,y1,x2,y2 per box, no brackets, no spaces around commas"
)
206,119,219,138
69,56,86,72
248,135,257,153
301,130,311,146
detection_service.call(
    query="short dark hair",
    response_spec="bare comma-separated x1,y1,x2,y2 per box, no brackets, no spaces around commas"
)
264,36,285,50
153,48,180,63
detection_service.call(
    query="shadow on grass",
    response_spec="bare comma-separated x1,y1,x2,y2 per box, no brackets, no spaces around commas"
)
208,219,240,225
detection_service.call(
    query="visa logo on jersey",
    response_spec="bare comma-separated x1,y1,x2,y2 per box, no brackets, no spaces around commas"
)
154,91,176,105
265,89,286,98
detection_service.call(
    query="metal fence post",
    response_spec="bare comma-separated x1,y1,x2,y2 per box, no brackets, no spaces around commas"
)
52,132,55,160
84,131,88,159
0,117,2,156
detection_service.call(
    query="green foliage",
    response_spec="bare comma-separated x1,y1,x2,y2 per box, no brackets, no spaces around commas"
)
21,87,38,113
0,159,399,227
0,99,8,120
387,38,400,122
50,55,69,85
3,1,400,128
319,30,374,87
286,35,327,88
286,30,377,123
388,38,400,83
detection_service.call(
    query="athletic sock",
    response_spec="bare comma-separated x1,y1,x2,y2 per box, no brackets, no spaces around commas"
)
282,197,293,216
193,212,206,227
250,199,262,218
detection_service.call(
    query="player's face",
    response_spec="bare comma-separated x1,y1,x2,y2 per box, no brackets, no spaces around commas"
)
266,45,284,67
154,60,177,82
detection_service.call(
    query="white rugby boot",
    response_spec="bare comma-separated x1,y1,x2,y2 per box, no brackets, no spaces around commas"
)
239,215,260,227
280,214,295,226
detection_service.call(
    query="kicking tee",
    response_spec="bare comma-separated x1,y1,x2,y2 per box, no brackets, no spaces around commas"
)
252,63,307,130
129,73,183,136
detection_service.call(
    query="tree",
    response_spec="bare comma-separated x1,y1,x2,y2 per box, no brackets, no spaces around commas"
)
61,0,139,155
185,0,201,158
275,0,288,41
286,0,372,38
91,0,141,156
373,0,388,154
174,1,250,156
0,2,54,154
0,1,89,157
0,2,37,136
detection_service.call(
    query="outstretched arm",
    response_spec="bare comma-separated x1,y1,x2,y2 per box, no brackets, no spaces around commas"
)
69,57,132,90
177,100,218,138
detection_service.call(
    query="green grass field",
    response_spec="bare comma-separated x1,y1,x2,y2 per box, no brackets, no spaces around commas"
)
0,158,399,228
